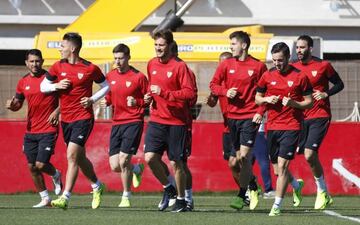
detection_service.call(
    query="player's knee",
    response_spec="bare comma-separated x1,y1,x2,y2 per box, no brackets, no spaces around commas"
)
228,157,238,169
35,161,46,171
304,150,316,163
144,153,157,165
28,163,37,172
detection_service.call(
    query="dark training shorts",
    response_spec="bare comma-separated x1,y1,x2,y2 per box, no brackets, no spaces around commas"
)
109,122,143,156
23,132,57,164
267,130,299,164
298,117,330,154
228,118,258,150
61,119,94,147
144,122,187,161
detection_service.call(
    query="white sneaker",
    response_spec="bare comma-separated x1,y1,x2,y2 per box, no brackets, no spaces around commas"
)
52,171,63,195
33,198,51,208
263,190,276,199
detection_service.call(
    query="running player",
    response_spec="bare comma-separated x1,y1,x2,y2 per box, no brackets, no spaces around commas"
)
210,31,267,210
292,35,344,209
255,42,313,216
102,43,147,208
40,32,109,210
6,49,62,208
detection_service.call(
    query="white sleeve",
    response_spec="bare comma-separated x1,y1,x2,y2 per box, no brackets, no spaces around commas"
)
90,80,109,103
40,77,56,93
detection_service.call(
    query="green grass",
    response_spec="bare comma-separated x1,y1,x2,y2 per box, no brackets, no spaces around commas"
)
0,193,359,225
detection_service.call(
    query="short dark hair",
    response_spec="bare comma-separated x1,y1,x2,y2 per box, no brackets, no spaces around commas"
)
169,41,178,56
25,49,42,60
219,51,232,59
271,42,290,58
153,29,174,45
297,35,313,48
63,32,82,51
112,43,130,56
229,31,251,50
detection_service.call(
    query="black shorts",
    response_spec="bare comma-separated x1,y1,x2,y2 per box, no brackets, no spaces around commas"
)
228,118,258,150
222,132,236,161
23,132,57,164
144,122,187,161
267,130,299,163
61,119,94,147
109,122,143,156
298,118,330,153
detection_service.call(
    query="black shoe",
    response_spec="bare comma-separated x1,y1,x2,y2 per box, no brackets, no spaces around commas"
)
171,199,187,212
158,185,177,211
186,200,194,211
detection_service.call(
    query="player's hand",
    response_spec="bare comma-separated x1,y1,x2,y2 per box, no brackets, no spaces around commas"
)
313,89,328,101
265,95,280,104
127,96,137,107
226,87,238,99
55,79,71,90
99,98,107,108
6,96,21,111
5,96,16,109
144,93,152,104
204,94,218,107
150,85,161,95
80,97,94,108
47,108,60,126
282,93,293,107
252,113,263,124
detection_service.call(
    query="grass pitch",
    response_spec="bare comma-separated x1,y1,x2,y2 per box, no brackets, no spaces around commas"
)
0,193,359,225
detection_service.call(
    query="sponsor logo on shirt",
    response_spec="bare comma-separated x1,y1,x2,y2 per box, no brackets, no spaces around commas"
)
248,70,254,76
311,70,317,77
111,81,116,85
167,71,173,78
229,69,235,74
126,81,131,87
25,85,30,90
61,72,67,76
78,73,84,80
287,81,294,87
270,81,276,85
152,70,157,75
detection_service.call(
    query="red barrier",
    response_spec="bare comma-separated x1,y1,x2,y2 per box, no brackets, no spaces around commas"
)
0,120,359,195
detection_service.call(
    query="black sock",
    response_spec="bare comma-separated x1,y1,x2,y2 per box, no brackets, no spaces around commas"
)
237,188,247,199
249,176,258,191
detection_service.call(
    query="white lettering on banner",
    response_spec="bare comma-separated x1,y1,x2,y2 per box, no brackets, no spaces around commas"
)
178,44,265,53
47,37,141,49
332,158,360,188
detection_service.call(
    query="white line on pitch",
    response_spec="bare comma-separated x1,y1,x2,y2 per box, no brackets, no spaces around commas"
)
324,210,360,224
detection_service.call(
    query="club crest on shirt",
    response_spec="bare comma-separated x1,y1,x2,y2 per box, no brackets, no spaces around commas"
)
126,81,131,87
111,81,116,85
152,70,157,75
25,85,30,90
270,81,276,85
77,73,84,80
167,71,173,78
287,81,294,87
229,69,235,74
61,72,67,76
311,70,317,77
248,70,254,76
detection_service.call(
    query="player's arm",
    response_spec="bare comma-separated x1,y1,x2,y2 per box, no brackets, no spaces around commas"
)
314,72,344,100
151,64,195,102
282,76,313,109
204,93,218,108
47,106,60,126
6,96,23,111
80,80,109,108
40,76,71,93
209,63,230,97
